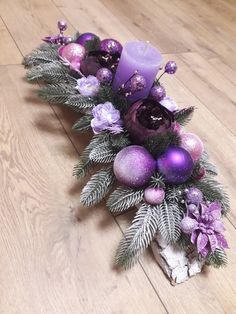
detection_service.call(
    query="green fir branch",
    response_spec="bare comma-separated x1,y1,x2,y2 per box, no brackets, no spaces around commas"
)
80,166,115,207
107,187,144,213
66,94,96,111
205,248,227,268
115,203,159,269
89,141,116,163
98,85,115,103
199,151,218,176
174,106,195,126
38,83,76,104
23,43,59,68
149,172,165,188
157,200,182,243
72,115,92,132
109,132,131,150
143,131,181,157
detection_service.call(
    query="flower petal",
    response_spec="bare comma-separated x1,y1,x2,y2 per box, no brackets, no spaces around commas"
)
208,234,218,252
212,220,225,233
216,234,229,249
197,232,208,254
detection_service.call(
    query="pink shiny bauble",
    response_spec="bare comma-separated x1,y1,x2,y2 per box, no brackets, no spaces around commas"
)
58,43,86,63
113,145,156,188
180,132,204,162
144,187,165,205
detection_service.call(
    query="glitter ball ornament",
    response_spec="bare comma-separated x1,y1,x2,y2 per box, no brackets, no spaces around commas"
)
187,203,198,214
58,43,86,63
96,68,113,84
181,216,198,234
130,74,146,93
76,32,98,46
144,187,165,205
185,187,203,204
113,146,156,188
157,146,194,184
149,85,166,101
165,61,177,74
57,20,67,32
100,38,123,55
180,132,204,162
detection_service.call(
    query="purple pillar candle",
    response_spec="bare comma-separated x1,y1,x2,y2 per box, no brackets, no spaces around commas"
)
113,41,162,102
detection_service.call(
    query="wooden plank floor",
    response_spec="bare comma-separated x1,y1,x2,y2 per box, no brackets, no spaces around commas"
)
0,0,235,313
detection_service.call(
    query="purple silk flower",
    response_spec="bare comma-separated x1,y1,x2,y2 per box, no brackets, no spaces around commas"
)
76,75,100,97
181,202,228,257
91,102,123,134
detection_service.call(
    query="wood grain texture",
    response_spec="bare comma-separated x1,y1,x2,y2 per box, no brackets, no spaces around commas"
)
0,0,236,313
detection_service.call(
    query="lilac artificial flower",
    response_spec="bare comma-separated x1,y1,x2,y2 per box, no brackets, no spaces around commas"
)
160,96,178,112
181,201,229,257
91,102,123,134
76,75,100,97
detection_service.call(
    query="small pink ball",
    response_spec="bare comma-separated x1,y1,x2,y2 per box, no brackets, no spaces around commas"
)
58,43,86,63
180,132,204,162
144,187,165,205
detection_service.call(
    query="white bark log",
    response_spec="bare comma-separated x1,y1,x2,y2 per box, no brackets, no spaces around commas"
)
151,234,205,285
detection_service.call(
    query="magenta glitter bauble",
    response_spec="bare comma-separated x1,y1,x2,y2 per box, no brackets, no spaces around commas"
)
149,85,166,101
157,146,194,184
58,43,86,63
76,32,98,46
180,132,204,162
100,38,123,55
186,187,203,204
113,146,156,188
130,74,146,93
96,68,113,84
144,187,165,205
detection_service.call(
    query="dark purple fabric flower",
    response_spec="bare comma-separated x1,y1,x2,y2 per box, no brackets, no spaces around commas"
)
181,202,228,257
91,102,123,134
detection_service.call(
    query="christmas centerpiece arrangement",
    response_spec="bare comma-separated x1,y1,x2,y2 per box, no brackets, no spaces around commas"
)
23,21,230,284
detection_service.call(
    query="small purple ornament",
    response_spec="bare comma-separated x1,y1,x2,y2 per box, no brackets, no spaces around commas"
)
130,74,146,93
165,61,177,74
186,187,203,205
157,146,194,184
76,32,98,46
144,187,165,205
57,20,67,32
100,38,123,55
96,68,113,84
149,85,166,101
113,146,156,188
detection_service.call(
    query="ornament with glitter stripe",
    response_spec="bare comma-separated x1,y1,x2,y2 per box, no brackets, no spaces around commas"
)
113,145,156,188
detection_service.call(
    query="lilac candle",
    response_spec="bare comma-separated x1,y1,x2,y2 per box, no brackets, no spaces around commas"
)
113,41,163,102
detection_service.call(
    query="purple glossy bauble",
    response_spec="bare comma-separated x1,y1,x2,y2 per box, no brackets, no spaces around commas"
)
100,38,123,55
76,32,98,46
186,187,203,204
58,43,86,63
130,74,146,93
113,145,156,188
149,85,166,101
57,20,67,32
157,146,194,184
165,61,177,74
144,187,165,205
96,68,113,84
180,132,204,162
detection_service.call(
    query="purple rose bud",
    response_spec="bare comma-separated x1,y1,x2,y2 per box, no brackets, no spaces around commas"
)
165,61,177,74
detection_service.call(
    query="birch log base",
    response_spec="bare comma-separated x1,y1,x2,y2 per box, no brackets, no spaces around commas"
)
0,0,236,313
151,235,205,285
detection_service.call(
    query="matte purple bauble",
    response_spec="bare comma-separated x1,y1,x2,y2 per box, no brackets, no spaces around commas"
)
157,146,194,184
149,85,166,101
180,132,204,162
113,146,156,188
100,38,123,55
186,187,203,204
96,68,113,84
76,32,98,46
58,43,86,63
144,187,165,205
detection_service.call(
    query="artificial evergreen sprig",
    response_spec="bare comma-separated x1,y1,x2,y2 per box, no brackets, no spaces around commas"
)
174,106,195,126
23,43,59,68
